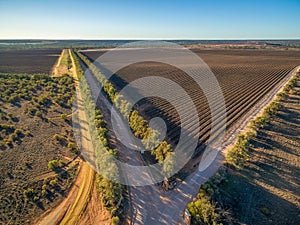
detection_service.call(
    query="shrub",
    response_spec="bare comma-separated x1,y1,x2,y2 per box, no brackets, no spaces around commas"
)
97,175,123,215
67,141,75,149
264,101,280,116
277,91,288,100
250,115,268,129
111,216,120,224
35,110,42,118
0,141,6,149
49,178,58,186
41,189,47,196
14,129,22,136
24,130,31,136
38,95,51,106
53,134,66,144
9,133,18,142
42,184,47,190
8,94,20,104
260,207,271,216
60,113,68,121
25,107,37,116
23,188,35,199
47,159,62,171
226,134,251,169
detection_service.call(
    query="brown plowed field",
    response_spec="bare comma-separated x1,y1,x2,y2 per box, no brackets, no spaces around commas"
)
0,49,61,74
82,49,300,161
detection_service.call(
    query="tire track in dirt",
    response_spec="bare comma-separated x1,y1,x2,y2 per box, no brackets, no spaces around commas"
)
52,49,64,76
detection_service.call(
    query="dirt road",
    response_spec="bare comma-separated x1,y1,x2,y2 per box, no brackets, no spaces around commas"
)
52,49,64,76
37,50,96,225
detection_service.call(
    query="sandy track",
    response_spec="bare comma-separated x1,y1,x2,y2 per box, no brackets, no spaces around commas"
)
36,50,96,225
52,49,64,76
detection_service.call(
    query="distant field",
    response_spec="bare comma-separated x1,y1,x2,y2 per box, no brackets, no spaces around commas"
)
82,49,300,164
0,49,61,74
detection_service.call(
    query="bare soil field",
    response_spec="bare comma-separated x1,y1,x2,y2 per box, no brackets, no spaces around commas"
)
0,49,61,74
210,80,300,225
82,48,300,169
0,74,78,224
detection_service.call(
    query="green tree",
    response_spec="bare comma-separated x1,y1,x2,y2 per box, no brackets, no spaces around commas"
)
187,190,220,225
163,152,176,178
152,141,172,162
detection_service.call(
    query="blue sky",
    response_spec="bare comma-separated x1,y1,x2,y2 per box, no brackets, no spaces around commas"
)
0,0,299,39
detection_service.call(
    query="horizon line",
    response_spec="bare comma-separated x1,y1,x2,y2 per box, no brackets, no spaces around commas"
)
0,38,300,41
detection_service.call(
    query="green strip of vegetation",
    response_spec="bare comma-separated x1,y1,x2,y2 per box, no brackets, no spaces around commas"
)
76,52,175,177
187,69,300,224
70,50,123,221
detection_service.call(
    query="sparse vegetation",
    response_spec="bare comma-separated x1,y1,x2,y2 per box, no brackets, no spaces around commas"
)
189,71,300,225
226,70,300,169
0,69,78,224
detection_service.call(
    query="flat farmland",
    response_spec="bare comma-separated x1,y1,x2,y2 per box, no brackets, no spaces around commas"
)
82,49,300,160
0,49,61,74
